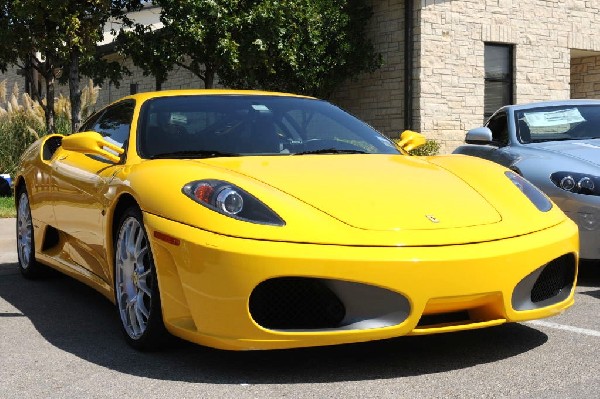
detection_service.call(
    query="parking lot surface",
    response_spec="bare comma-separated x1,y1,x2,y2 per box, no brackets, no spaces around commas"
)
1,217,599,398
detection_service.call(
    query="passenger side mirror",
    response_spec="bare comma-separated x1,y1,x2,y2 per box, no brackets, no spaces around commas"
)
61,131,124,164
396,130,427,153
465,127,494,145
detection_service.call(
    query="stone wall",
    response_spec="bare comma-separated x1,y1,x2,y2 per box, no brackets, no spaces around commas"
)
331,0,407,139
0,67,29,104
571,55,600,99
96,57,206,107
418,0,600,153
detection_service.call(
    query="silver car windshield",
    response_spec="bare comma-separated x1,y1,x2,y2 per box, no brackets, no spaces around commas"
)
515,104,600,143
138,95,400,159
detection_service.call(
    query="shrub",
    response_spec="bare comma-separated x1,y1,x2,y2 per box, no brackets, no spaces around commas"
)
0,80,98,177
393,135,441,156
408,138,441,156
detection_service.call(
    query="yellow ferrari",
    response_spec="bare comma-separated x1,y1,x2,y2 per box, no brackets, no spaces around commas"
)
15,90,578,351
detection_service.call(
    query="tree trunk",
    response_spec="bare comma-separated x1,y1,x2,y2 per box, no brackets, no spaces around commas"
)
45,73,56,134
155,76,162,91
69,50,82,133
205,66,214,89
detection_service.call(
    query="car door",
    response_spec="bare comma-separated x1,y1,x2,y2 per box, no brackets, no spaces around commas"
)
51,100,134,282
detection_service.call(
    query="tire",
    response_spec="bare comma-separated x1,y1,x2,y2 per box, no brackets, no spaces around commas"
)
114,206,168,350
16,188,43,278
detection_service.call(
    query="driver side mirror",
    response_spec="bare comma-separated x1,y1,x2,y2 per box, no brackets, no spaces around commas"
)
61,131,124,164
396,130,427,153
465,127,494,145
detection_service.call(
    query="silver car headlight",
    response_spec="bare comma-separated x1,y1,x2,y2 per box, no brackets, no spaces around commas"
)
183,180,285,226
550,171,600,196
505,171,552,212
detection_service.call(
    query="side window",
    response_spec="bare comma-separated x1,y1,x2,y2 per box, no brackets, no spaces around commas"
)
79,111,103,132
90,101,135,147
486,112,509,146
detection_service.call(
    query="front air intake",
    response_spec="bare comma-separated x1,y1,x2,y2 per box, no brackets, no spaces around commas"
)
530,254,576,303
512,253,577,311
249,277,346,330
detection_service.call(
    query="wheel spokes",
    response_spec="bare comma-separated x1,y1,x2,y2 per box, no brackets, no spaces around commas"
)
115,215,154,340
17,194,32,267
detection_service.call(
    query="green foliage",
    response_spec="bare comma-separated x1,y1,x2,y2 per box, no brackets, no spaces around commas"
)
0,0,142,132
0,81,95,178
221,0,381,98
0,196,15,218
407,139,441,156
123,0,380,96
0,111,43,177
0,111,71,177
116,25,176,90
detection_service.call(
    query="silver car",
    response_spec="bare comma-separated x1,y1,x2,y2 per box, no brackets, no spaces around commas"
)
454,100,600,260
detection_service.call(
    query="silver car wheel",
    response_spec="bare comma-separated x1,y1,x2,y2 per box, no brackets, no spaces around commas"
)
115,216,152,340
17,192,32,268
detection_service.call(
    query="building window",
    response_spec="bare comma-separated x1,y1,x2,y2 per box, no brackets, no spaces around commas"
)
484,43,514,119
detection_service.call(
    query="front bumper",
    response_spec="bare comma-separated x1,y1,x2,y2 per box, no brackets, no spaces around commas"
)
144,213,578,350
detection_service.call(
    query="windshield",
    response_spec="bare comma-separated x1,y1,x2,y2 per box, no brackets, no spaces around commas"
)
137,95,400,158
515,104,600,143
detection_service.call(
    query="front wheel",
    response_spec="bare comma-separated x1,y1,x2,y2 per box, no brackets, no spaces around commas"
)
114,206,168,350
16,188,44,279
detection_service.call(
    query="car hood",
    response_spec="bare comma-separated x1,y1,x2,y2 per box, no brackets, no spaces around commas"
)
126,155,568,246
205,155,501,231
527,139,600,166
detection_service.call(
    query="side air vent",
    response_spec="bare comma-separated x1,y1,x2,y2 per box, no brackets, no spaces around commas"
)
512,254,576,310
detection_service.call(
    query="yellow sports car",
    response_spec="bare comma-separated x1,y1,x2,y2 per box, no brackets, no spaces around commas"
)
15,90,578,351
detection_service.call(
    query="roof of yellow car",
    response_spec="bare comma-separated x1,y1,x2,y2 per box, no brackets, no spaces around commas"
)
122,89,315,104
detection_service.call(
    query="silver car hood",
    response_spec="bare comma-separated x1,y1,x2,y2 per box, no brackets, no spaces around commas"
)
528,139,600,166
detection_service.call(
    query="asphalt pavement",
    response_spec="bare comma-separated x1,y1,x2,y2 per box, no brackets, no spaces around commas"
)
0,217,599,398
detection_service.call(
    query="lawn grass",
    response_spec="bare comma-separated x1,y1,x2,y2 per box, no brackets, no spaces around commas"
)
0,196,15,218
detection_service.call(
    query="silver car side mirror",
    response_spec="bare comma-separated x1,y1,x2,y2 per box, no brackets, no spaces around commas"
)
465,127,494,144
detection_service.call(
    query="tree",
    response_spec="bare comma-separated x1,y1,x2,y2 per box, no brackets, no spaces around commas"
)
122,0,379,98
0,1,142,133
153,0,245,89
116,24,175,91
222,0,381,98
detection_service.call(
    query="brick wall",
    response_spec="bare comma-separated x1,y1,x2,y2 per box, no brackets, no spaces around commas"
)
571,55,600,99
418,0,600,153
331,0,407,139
0,67,28,103
96,57,206,107
337,0,600,154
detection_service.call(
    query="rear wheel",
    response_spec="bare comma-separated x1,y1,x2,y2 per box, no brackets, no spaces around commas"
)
114,206,167,350
16,188,43,278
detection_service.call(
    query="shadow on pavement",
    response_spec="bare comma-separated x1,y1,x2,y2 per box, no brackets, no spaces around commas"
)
0,260,548,384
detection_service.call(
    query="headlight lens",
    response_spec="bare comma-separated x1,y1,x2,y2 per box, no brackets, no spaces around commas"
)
505,171,552,212
183,180,285,226
551,171,600,196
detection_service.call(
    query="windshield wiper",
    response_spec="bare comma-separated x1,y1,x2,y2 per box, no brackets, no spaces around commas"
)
150,150,240,159
294,148,367,155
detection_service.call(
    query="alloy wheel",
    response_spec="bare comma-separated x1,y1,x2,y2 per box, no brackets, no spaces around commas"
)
115,216,153,339
17,192,32,268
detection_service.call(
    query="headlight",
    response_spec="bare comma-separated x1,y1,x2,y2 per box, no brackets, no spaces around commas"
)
183,180,285,226
505,171,552,212
550,171,600,196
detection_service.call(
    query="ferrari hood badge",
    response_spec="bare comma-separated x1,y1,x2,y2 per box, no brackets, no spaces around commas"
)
425,214,440,223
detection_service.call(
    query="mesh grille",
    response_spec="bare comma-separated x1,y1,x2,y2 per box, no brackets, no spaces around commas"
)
249,277,346,329
531,255,576,303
